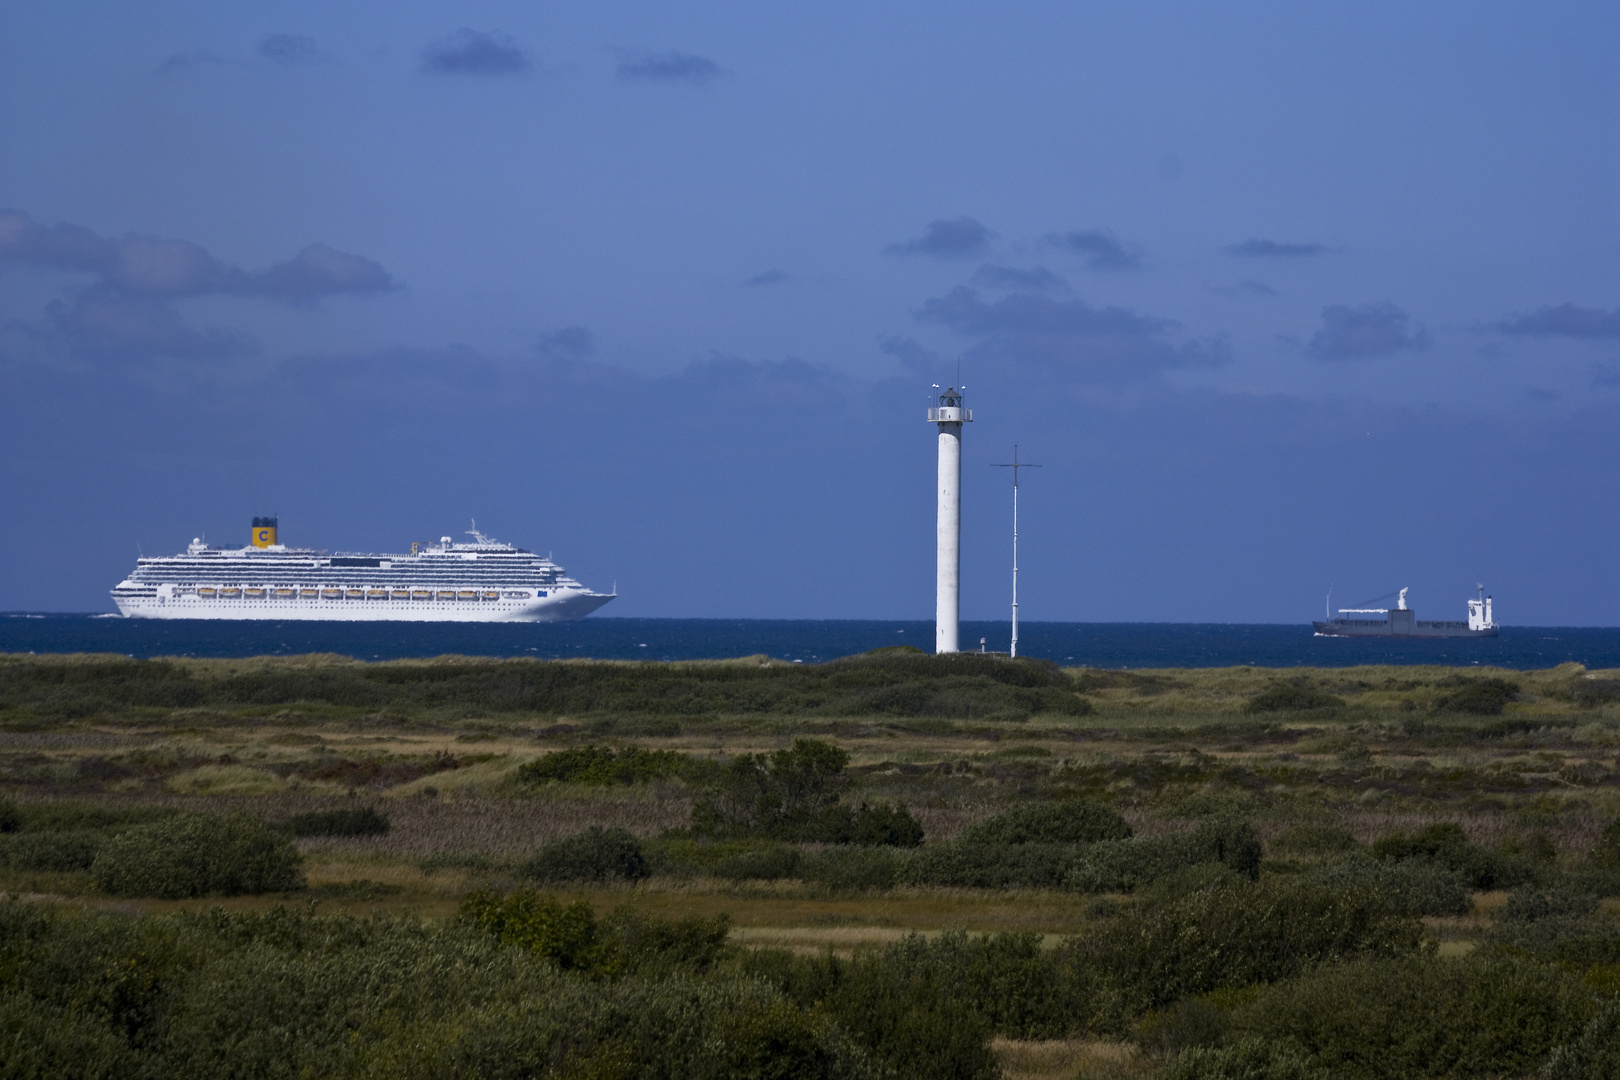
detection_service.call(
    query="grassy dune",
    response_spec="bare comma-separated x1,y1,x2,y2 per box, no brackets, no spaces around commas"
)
2,651,1618,1078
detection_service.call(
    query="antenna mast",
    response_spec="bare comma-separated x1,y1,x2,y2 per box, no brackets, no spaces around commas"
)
991,445,1041,658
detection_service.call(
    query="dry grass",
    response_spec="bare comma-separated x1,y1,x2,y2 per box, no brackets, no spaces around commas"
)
995,1038,1149,1080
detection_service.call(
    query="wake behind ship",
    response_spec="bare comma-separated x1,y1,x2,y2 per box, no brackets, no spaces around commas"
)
111,518,615,622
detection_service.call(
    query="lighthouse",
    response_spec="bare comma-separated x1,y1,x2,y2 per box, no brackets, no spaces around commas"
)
927,387,972,653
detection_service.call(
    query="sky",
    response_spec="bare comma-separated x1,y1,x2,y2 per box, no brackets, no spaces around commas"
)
3,2,1620,625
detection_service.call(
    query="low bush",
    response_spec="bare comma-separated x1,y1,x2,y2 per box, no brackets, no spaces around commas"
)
1272,823,1359,856
1246,683,1344,713
1232,955,1597,1080
1067,878,1425,1033
713,844,803,881
90,812,303,898
516,744,693,786
282,806,390,837
0,829,105,872
461,889,609,972
900,842,1079,890
956,800,1132,845
1371,821,1535,891
0,797,20,832
1432,676,1520,715
801,846,904,891
1066,820,1263,893
522,826,648,883
1544,998,1620,1080
1296,855,1472,917
689,738,924,846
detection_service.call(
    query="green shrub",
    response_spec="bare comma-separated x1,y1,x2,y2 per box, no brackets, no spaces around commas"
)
1062,879,1426,1032
0,829,105,872
772,801,926,846
1297,855,1472,917
957,800,1133,845
1593,818,1620,867
1370,822,1535,891
714,844,804,881
461,889,607,972
0,797,20,833
1272,823,1358,856
1158,1038,1329,1080
1066,821,1263,893
90,812,303,898
900,842,1080,890
516,744,692,786
522,826,648,883
1544,998,1620,1080
1233,955,1597,1080
1432,677,1519,715
739,936,1001,1080
801,847,904,891
282,806,390,837
1246,683,1344,713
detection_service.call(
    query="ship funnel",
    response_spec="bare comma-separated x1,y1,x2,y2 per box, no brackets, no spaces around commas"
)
251,516,278,548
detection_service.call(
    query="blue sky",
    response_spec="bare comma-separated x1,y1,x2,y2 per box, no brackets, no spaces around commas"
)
3,2,1619,624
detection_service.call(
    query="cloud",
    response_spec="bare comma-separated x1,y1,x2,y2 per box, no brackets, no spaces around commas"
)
917,286,1222,382
970,264,1068,294
1307,302,1429,360
616,51,722,84
1043,229,1141,271
0,210,396,359
539,326,595,359
878,335,946,377
1224,238,1326,257
885,217,994,260
155,51,228,75
1208,279,1278,298
258,34,322,66
1499,303,1620,339
0,210,395,302
422,30,528,75
1591,363,1620,388
47,289,254,361
743,269,789,287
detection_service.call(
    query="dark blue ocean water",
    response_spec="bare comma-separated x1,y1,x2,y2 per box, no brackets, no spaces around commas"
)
3,614,1618,669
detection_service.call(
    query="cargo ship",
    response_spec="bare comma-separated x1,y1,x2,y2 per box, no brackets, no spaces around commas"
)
1313,586,1498,639
110,518,615,622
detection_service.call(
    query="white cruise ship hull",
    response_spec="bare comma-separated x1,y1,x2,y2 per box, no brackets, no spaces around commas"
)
113,587,613,622
110,522,615,623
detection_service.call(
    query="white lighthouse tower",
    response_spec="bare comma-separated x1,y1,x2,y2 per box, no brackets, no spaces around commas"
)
927,386,972,653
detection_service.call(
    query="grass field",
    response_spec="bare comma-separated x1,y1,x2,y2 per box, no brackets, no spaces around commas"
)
2,650,1618,1078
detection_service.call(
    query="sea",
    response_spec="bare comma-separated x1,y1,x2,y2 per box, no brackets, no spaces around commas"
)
3,614,1619,669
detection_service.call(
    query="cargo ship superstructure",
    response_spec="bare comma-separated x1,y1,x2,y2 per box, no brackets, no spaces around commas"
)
1313,586,1498,639
111,519,615,622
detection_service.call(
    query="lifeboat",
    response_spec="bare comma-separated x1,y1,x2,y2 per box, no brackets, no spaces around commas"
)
367,589,388,600
197,586,217,597
482,590,500,600
244,587,265,598
503,591,532,599
322,588,343,599
275,588,295,598
300,588,319,598
412,590,432,600
436,590,456,600
221,587,242,598
457,590,478,600
346,588,365,600
391,589,410,600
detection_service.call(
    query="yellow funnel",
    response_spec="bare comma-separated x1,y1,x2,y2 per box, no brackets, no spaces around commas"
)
251,516,278,548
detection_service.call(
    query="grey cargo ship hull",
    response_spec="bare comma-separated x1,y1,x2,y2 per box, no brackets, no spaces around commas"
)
1313,611,1498,639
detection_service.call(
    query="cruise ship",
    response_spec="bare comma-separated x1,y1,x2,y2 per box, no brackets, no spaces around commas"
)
1313,586,1498,639
111,518,615,622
